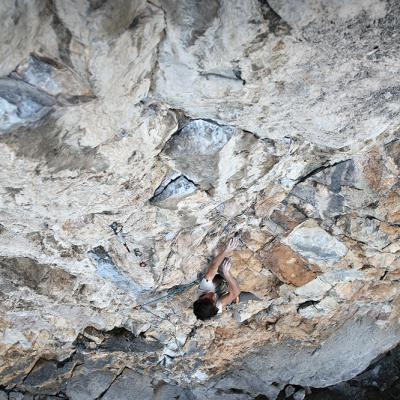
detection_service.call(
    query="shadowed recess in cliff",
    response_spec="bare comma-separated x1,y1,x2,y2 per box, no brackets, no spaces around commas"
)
74,326,163,353
258,0,292,36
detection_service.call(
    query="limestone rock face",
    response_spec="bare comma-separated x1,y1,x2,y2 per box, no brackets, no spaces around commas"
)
0,1,399,399
162,119,235,190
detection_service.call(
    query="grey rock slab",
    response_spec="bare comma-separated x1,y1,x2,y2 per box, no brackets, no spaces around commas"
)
295,269,362,300
0,78,55,131
285,385,296,397
192,387,253,400
346,216,391,250
102,368,153,400
164,120,235,157
294,278,332,300
163,120,235,189
385,139,400,167
291,183,346,219
0,116,109,173
8,393,23,400
153,382,195,400
242,318,400,389
22,360,61,394
290,160,362,219
311,160,360,193
65,367,117,400
0,392,7,400
0,256,78,299
13,54,92,100
285,223,348,265
293,388,306,400
212,368,282,400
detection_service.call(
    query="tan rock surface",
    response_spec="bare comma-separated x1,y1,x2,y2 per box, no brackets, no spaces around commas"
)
260,242,320,287
0,1,399,399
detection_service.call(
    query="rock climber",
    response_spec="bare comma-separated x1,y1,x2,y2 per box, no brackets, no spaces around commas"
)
193,237,241,320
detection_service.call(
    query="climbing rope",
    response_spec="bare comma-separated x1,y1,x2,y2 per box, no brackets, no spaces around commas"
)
133,280,201,355
133,279,200,309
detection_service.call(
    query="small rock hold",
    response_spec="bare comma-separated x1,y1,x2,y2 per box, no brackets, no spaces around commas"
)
150,175,197,208
293,388,306,400
285,384,295,397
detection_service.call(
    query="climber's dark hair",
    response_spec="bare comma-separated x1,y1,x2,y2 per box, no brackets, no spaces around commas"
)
193,297,218,320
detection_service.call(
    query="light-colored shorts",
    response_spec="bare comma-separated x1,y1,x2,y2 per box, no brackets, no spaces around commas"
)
198,277,223,313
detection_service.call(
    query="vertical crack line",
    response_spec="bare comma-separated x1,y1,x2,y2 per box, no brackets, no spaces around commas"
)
95,367,126,400
147,0,167,96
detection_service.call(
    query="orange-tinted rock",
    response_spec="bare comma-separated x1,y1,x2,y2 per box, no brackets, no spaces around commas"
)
361,146,384,192
381,191,400,225
236,267,280,298
258,243,320,287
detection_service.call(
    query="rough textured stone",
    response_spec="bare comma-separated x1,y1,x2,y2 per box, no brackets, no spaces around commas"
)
0,77,55,131
212,318,400,398
8,393,23,400
13,54,93,101
65,364,117,400
155,0,400,148
260,242,319,287
101,368,153,400
162,119,235,189
285,222,348,266
153,382,195,400
304,343,400,399
150,175,198,208
0,1,399,399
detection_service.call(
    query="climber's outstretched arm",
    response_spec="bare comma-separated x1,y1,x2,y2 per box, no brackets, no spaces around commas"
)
204,237,239,281
219,258,241,307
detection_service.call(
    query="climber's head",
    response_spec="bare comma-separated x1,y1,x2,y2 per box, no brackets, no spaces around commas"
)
193,293,218,320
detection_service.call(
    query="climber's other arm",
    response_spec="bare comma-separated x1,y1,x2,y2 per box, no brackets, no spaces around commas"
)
219,258,241,307
204,237,239,281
